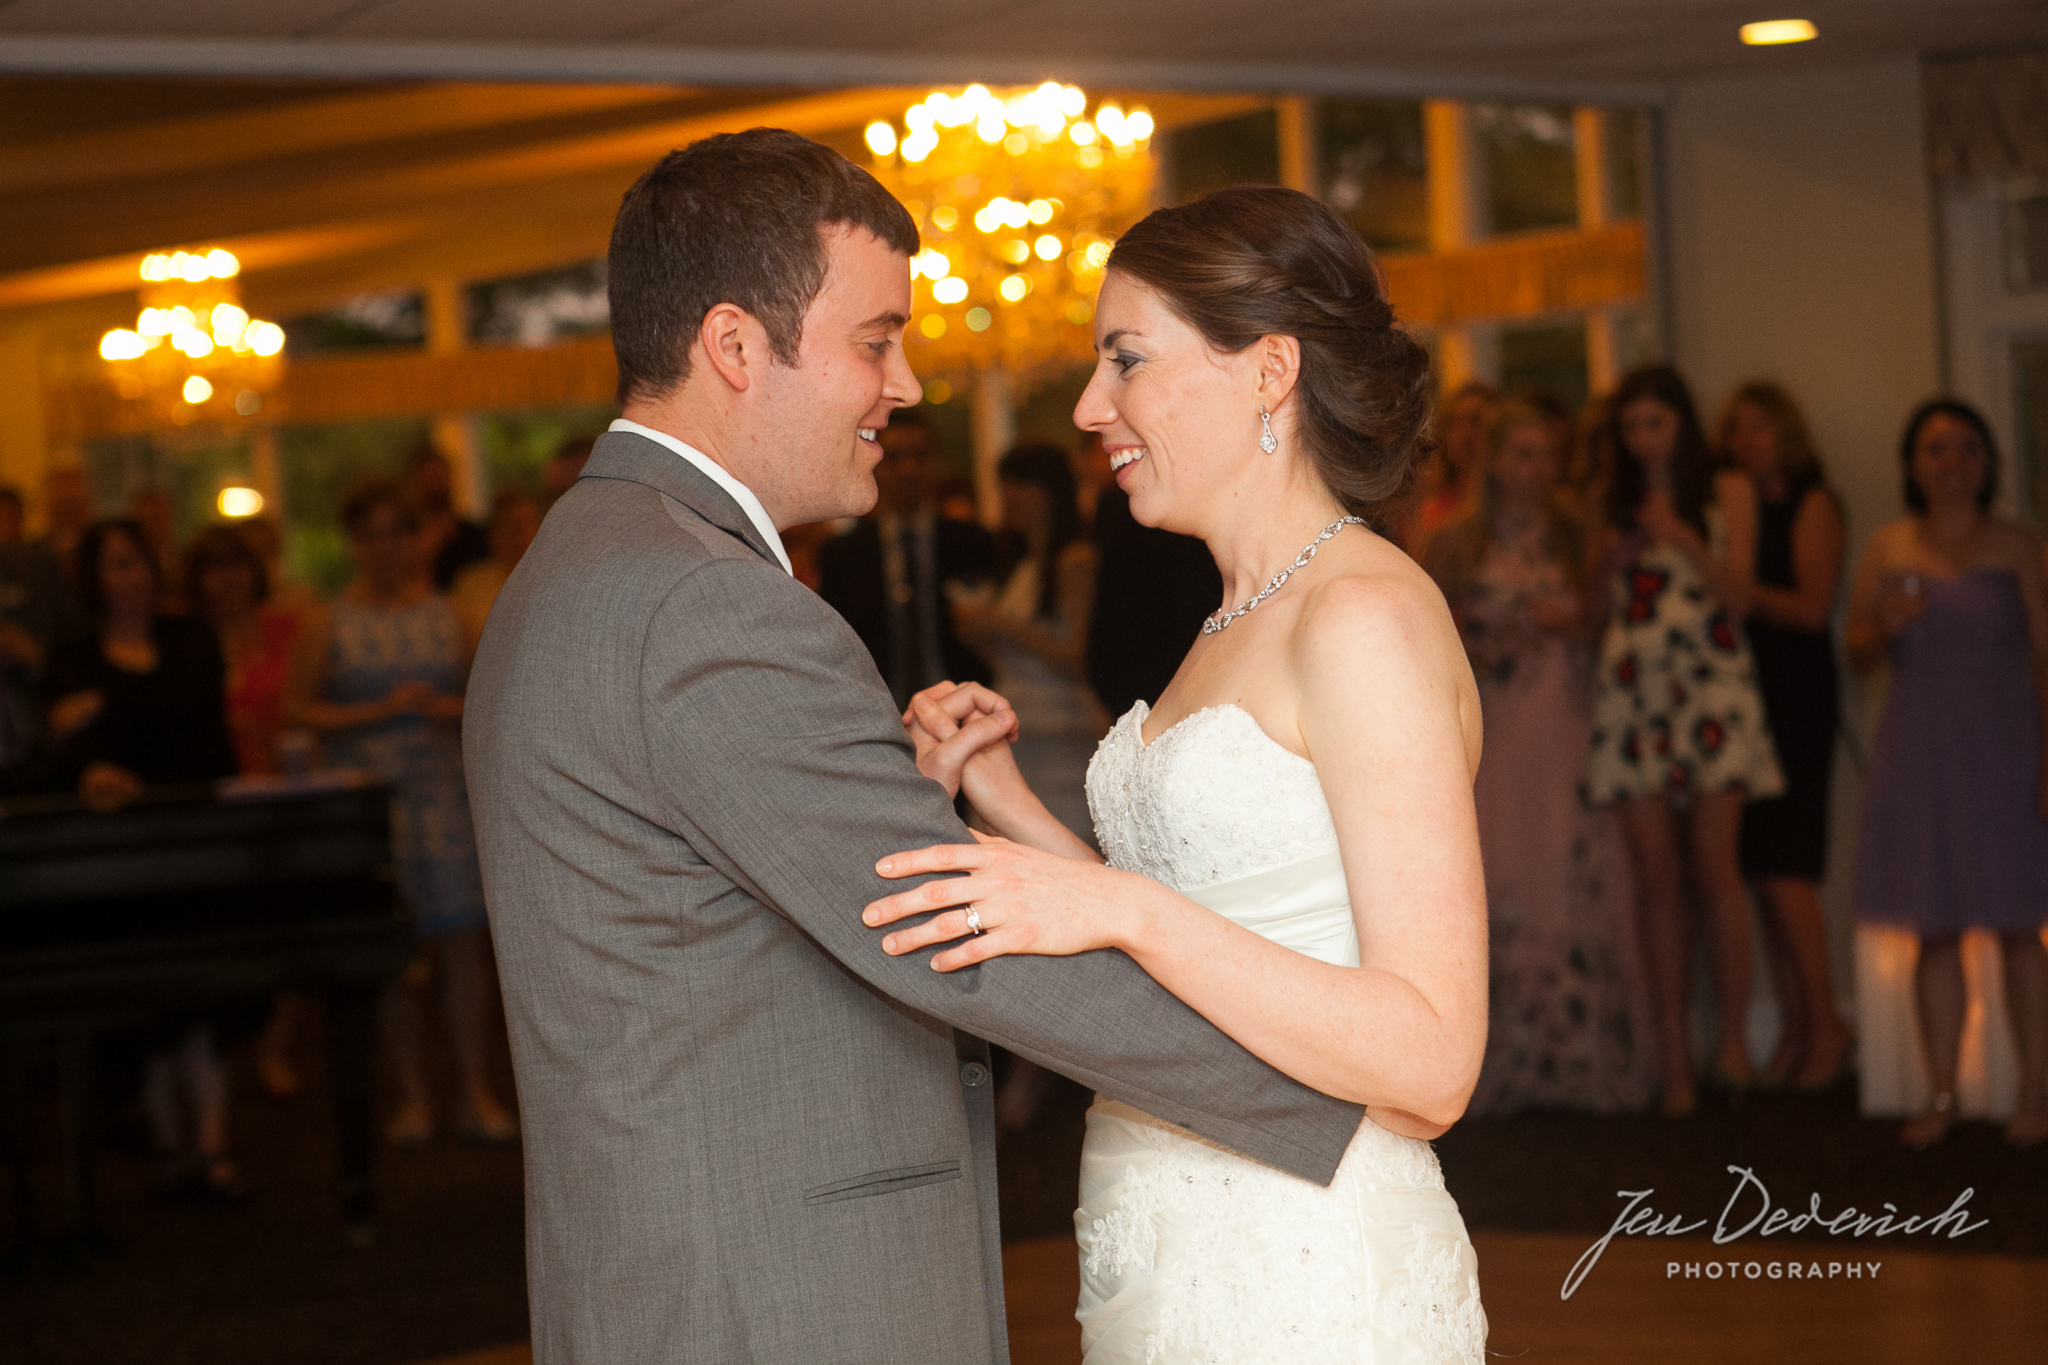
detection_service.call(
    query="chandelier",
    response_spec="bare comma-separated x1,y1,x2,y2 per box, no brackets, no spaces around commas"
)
98,249,286,426
863,83,1155,380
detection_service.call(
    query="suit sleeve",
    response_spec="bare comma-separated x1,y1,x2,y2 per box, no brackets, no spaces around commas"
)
640,558,1361,1184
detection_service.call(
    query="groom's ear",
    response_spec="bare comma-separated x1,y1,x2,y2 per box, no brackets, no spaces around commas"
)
697,302,758,394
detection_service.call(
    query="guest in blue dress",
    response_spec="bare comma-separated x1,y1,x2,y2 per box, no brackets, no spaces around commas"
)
1847,399,2048,1149
286,481,515,1147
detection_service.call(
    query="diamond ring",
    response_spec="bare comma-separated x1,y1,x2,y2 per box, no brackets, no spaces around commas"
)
965,906,984,936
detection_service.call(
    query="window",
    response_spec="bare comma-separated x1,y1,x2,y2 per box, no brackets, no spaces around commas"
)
2014,337,2048,524
1472,103,1578,234
2004,193,2048,294
1500,320,1590,415
1317,98,1428,252
467,260,610,347
1167,109,1279,203
281,289,424,355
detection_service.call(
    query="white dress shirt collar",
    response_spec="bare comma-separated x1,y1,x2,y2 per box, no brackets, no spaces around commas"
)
608,418,792,576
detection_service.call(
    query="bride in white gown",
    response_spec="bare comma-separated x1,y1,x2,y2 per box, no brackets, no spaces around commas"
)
867,185,1488,1364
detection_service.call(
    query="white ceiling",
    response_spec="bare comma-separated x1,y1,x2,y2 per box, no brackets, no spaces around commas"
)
0,1,2043,100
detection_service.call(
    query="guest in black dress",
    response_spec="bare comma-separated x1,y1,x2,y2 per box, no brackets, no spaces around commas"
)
43,519,246,1199
1719,383,1853,1089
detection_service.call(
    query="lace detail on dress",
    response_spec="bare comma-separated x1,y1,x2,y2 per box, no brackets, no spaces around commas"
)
1371,1226,1489,1365
1078,1108,1477,1365
1086,703,1338,892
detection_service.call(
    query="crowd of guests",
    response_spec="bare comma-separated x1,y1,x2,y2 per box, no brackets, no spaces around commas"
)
0,439,590,1199
4,370,2044,1170
1413,368,2048,1149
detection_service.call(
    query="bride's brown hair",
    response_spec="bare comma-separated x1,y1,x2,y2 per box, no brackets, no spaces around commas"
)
1106,186,1433,525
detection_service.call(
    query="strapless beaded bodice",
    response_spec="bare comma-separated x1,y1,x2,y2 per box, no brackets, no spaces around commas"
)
1086,702,1340,893
1074,703,1486,1363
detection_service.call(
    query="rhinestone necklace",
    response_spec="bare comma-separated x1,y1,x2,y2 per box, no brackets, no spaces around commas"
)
1202,516,1365,635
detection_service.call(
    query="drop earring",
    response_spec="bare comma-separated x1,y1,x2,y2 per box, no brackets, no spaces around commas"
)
1258,407,1277,454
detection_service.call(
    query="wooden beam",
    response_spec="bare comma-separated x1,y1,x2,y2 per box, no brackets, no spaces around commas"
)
1380,220,1646,328
0,219,432,309
0,86,924,277
42,334,621,443
0,83,693,197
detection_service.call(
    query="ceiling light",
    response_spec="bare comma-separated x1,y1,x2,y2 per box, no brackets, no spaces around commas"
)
1740,19,1817,45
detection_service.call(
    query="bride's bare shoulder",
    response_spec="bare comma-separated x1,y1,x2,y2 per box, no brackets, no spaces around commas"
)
1293,533,1460,651
1289,535,1481,763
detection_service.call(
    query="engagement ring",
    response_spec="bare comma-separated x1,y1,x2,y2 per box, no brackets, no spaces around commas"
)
965,906,984,935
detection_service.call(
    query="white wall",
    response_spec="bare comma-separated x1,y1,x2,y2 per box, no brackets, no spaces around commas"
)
1665,57,1941,545
1662,57,1943,1034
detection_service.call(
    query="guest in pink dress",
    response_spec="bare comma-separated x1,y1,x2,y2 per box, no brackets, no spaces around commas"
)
1426,398,1656,1114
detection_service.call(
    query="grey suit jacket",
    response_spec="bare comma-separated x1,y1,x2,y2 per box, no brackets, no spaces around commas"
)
464,431,1363,1364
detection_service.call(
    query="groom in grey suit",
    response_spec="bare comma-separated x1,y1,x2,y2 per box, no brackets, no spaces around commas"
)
465,129,1362,1364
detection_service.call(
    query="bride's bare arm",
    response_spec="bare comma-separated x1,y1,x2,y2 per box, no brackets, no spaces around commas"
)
865,572,1488,1129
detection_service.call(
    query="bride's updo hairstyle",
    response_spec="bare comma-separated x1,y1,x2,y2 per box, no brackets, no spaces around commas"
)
1107,186,1432,522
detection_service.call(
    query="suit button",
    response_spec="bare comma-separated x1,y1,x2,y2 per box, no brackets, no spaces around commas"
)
959,1062,991,1088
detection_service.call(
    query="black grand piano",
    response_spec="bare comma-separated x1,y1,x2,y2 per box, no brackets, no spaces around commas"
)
1,777,414,1247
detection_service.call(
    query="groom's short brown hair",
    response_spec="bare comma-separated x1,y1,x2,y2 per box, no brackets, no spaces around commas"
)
608,128,919,404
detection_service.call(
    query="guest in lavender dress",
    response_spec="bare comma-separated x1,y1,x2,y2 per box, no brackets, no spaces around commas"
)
286,481,514,1147
1847,399,2048,1149
1427,398,1655,1115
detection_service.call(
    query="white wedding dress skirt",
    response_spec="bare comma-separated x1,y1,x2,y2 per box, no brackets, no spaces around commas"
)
1075,704,1487,1365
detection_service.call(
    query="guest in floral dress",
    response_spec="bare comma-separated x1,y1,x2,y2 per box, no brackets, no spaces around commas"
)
1427,398,1656,1115
285,481,514,1146
1587,365,1783,1116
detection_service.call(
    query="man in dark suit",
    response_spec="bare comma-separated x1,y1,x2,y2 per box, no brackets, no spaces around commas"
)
1086,482,1223,718
818,410,998,708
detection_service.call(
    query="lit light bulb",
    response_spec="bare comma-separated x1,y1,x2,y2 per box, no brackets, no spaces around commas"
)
178,253,209,283
865,121,898,156
138,307,172,336
211,303,249,346
999,275,1031,302
183,375,214,404
1069,121,1097,146
1126,110,1154,141
913,248,952,280
218,486,264,518
205,248,240,277
1084,241,1113,269
932,277,970,305
920,314,947,339
974,203,1001,234
906,104,936,132
931,205,959,231
901,128,938,162
977,115,1006,143
141,254,173,282
1739,18,1817,44
1035,234,1062,260
245,321,285,357
1027,199,1054,224
1001,238,1032,265
1058,86,1086,118
1002,132,1028,155
965,307,992,332
1002,201,1029,229
99,329,147,361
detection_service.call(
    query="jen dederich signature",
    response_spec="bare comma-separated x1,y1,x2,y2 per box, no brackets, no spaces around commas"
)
1561,1167,1990,1299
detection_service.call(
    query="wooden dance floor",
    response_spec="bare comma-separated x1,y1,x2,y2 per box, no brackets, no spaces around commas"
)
414,1231,2046,1365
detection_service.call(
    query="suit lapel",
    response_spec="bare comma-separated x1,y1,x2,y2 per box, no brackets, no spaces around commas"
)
579,430,780,569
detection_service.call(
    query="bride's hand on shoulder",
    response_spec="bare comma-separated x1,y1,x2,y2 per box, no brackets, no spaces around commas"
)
864,835,1164,972
904,681,1017,798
